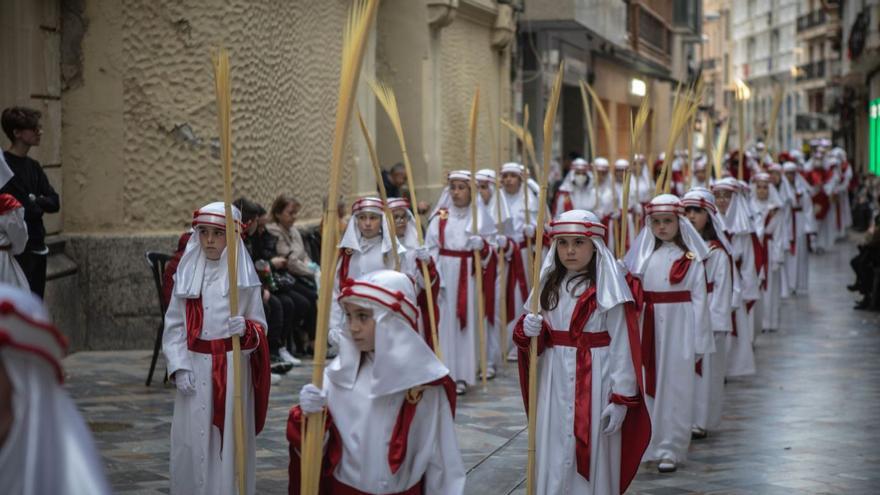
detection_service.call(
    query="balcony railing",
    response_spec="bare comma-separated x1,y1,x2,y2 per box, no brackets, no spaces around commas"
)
797,61,826,81
796,113,829,132
797,10,827,32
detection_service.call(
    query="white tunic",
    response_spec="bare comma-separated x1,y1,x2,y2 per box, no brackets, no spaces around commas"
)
500,187,541,358
0,206,29,288
323,356,465,494
783,183,816,296
692,245,733,431
163,260,266,495
640,242,711,463
726,233,758,377
425,206,495,385
532,278,638,494
330,235,395,331
754,204,785,331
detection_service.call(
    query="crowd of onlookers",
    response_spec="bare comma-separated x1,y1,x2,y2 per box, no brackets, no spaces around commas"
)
849,174,880,310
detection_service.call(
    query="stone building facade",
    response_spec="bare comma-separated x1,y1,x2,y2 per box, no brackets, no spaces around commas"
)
1,0,515,350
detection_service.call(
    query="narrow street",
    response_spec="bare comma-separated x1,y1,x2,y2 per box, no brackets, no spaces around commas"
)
64,239,880,494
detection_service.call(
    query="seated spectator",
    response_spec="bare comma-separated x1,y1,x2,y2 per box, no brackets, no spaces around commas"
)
236,198,297,374
265,195,319,357
850,213,880,310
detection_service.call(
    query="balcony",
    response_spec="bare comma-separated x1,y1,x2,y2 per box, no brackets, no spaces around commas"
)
797,10,826,33
797,61,826,82
796,112,829,132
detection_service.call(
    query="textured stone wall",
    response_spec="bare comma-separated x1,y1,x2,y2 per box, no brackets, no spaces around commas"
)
437,14,507,174
63,0,356,233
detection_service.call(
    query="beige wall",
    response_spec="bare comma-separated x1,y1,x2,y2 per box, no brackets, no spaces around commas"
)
62,0,355,234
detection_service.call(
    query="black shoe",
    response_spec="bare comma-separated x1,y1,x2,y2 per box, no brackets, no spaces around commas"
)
270,355,294,374
854,299,871,310
847,284,859,292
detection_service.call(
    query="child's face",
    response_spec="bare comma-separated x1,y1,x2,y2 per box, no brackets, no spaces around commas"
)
478,182,492,203
449,180,471,207
357,212,382,239
501,172,521,194
343,302,376,352
785,171,796,184
755,181,770,201
695,168,707,182
685,207,709,233
198,226,227,260
556,236,595,272
651,213,679,242
715,189,732,214
392,208,409,238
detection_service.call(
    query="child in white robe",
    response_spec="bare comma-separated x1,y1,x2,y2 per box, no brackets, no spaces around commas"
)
624,194,712,473
750,173,789,332
683,188,734,438
513,210,650,494
712,178,758,377
424,171,496,394
288,270,465,495
162,202,270,495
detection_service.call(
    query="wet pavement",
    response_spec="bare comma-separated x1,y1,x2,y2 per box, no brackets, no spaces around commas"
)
64,238,880,494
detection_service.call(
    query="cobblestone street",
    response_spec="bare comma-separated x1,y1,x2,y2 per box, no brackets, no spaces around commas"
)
64,240,880,494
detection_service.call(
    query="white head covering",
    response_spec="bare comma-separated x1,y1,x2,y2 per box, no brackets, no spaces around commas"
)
782,162,812,196
750,173,784,210
529,210,632,311
173,202,261,298
429,170,470,219
0,284,111,495
387,197,420,248
327,270,449,397
501,162,523,176
0,151,13,189
712,178,754,235
624,194,710,277
593,157,610,171
339,197,403,257
682,188,734,255
614,158,629,170
571,158,589,172
475,169,513,229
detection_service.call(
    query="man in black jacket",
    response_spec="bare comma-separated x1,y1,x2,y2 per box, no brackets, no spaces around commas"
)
1,107,60,298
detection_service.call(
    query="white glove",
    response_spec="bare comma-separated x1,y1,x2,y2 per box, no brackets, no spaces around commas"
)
523,313,543,337
174,370,196,396
601,402,627,435
523,224,536,238
495,234,508,250
327,327,343,346
226,316,246,337
299,384,327,414
465,235,484,251
414,245,432,262
307,261,320,273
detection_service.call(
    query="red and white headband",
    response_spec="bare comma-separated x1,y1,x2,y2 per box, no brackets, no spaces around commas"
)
352,197,385,215
192,209,242,231
0,299,68,382
338,278,419,329
549,220,607,238
386,197,410,210
645,201,684,216
681,196,718,214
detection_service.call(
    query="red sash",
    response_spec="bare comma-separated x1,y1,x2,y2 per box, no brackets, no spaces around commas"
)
0,194,22,214
184,298,270,448
512,287,650,490
438,212,488,330
641,290,692,397
506,239,529,319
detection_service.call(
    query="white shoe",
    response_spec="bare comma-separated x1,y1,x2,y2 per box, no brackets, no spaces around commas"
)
270,373,282,385
483,365,496,380
455,381,467,395
658,459,677,473
279,348,302,366
506,351,518,362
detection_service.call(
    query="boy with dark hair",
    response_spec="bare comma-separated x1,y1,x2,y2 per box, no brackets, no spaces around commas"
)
1,107,60,297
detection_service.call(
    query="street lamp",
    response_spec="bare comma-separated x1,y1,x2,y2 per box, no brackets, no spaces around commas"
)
631,78,647,97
